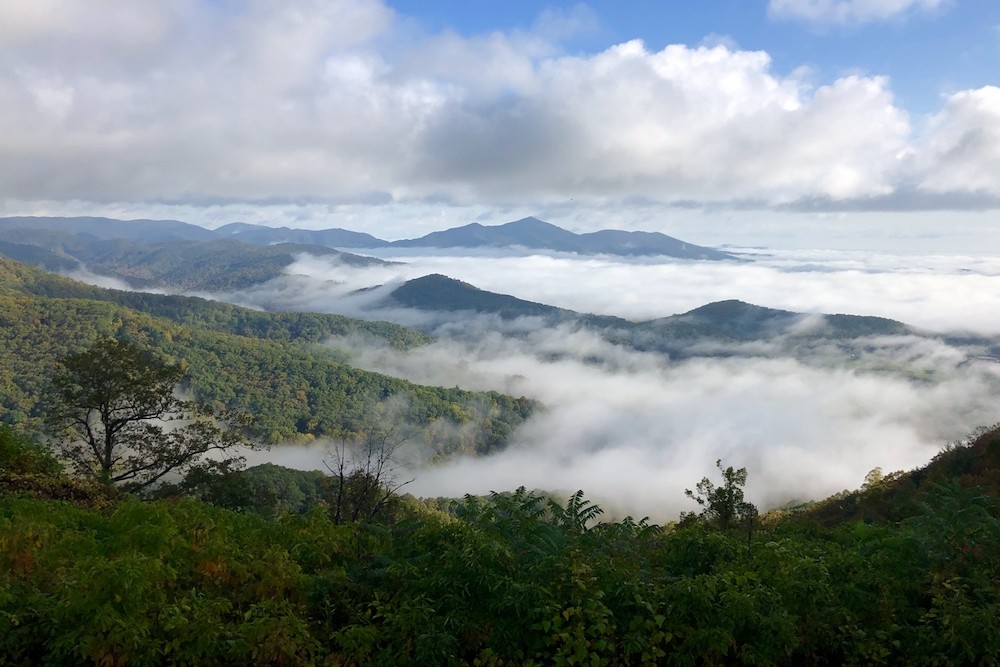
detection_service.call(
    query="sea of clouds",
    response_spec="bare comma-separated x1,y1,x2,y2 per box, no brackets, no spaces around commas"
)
219,248,1000,519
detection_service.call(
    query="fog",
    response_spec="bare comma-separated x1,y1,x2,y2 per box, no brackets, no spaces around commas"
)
193,248,1000,519
214,247,1000,335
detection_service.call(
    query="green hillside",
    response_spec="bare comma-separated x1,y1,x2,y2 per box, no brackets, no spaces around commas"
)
797,424,1000,527
0,228,386,291
391,273,582,320
0,258,533,454
2,426,999,664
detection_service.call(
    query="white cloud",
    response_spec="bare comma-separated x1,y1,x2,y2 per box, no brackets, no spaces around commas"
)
266,248,1000,335
64,246,1000,518
331,322,997,519
768,0,950,25
0,0,996,221
413,43,909,204
915,86,1000,196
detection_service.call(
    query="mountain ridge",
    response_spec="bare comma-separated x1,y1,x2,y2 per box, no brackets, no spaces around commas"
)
0,215,736,261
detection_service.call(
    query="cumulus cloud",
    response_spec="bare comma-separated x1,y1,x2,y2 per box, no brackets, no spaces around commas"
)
914,86,1000,196
1,0,995,218
768,0,950,25
413,44,908,204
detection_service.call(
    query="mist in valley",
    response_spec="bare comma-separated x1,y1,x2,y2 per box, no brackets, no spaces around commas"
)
180,248,1000,519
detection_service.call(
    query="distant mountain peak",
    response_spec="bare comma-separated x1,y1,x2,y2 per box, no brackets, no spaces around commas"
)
389,217,736,259
503,216,550,227
682,300,791,319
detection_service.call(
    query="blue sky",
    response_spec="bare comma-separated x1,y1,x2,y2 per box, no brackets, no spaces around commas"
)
391,0,999,114
1,0,999,249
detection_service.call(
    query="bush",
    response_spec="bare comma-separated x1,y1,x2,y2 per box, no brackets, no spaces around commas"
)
0,425,62,476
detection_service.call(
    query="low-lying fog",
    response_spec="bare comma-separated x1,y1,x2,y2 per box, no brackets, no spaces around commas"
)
186,248,1000,518
264,247,1000,335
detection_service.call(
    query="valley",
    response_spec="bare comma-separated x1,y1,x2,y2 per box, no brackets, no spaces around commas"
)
2,216,998,516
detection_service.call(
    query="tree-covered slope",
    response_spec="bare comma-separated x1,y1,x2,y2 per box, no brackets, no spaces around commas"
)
0,257,427,349
0,227,386,290
799,424,1000,527
0,258,533,453
2,456,998,665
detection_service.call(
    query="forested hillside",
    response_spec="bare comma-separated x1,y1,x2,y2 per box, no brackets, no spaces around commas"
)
0,258,533,454
0,227,385,290
2,423,999,665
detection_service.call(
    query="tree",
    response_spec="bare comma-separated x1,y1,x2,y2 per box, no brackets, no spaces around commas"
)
685,459,758,542
45,338,255,492
324,397,414,524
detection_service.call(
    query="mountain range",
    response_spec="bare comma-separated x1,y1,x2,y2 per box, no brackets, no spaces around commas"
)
381,273,1000,373
0,226,387,291
386,273,910,342
6,213,992,376
0,215,736,260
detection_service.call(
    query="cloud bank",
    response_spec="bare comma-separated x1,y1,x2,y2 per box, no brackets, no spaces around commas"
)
192,248,1000,519
332,320,998,521
1,0,998,219
221,248,1000,336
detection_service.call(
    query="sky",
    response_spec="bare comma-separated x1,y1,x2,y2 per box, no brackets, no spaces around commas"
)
2,0,1000,249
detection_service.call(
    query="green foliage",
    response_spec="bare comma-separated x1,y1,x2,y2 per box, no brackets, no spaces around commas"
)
684,459,759,535
0,257,535,451
0,425,61,476
46,338,253,491
2,473,1000,664
801,423,1000,527
175,463,329,517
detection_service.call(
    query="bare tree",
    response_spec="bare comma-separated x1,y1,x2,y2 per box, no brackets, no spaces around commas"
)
324,398,414,524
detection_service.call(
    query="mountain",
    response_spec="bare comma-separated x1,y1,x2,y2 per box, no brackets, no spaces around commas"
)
391,217,736,259
643,299,910,342
1,216,735,261
380,273,968,373
0,257,533,453
0,216,215,242
390,274,574,320
214,222,386,248
388,274,910,342
0,227,387,291
391,217,580,250
219,215,735,259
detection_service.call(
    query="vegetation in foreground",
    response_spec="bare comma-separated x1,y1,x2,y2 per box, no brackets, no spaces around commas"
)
1,257,999,664
2,419,1000,665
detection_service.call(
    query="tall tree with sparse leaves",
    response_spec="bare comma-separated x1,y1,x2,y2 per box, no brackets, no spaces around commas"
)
45,338,255,492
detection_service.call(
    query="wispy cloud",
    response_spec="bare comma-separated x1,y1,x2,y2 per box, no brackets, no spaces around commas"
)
768,0,951,26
